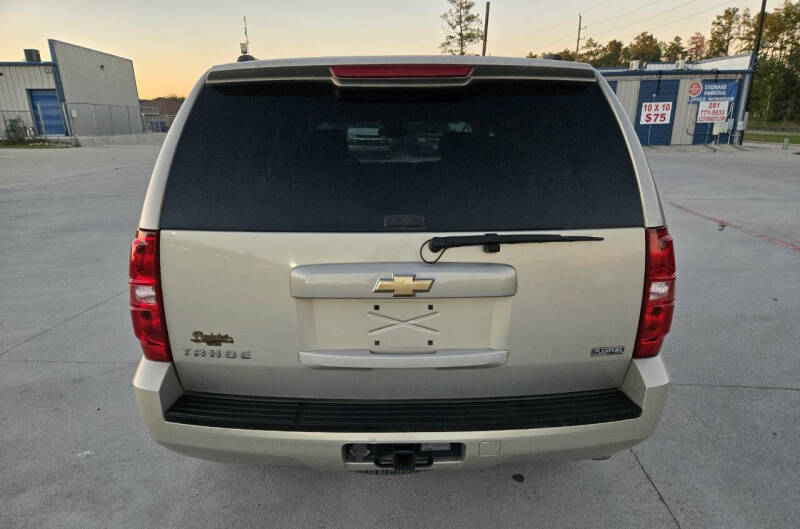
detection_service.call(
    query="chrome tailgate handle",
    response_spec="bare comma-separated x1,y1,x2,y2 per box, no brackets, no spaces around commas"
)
298,349,508,369
291,262,516,298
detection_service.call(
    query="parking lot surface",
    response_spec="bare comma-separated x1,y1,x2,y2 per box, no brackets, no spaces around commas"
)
1,144,798,528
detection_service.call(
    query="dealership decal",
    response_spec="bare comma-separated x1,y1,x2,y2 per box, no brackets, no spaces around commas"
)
639,102,672,125
189,331,234,346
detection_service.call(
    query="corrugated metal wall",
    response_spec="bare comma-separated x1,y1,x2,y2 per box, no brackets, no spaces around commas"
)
0,64,57,133
670,77,701,145
49,39,143,135
614,78,640,123
634,79,680,146
603,72,748,145
692,77,744,145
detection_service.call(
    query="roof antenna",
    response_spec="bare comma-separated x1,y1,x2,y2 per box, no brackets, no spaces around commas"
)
237,16,256,62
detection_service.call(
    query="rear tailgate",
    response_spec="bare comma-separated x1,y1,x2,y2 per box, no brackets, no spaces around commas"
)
155,61,646,399
160,229,643,399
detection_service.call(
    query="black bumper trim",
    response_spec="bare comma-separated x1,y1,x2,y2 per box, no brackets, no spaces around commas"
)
164,389,642,433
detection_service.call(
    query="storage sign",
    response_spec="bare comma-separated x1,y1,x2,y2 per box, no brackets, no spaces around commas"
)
697,101,730,123
639,101,673,125
688,80,737,103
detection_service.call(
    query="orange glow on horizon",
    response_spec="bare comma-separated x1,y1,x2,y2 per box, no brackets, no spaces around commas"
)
0,0,767,100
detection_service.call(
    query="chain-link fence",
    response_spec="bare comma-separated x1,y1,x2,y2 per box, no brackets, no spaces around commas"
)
1,110,39,140
140,105,174,133
2,103,74,140
1,102,163,140
64,103,144,136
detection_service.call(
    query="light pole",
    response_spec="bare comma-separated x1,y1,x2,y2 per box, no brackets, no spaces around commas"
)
740,0,767,144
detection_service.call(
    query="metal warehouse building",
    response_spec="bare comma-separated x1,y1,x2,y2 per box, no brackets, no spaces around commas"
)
0,39,142,138
600,54,753,146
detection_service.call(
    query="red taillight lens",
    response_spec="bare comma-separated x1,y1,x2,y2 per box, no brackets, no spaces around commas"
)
129,229,171,361
330,64,474,78
634,227,676,358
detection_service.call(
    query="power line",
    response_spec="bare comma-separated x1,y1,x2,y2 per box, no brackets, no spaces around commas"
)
647,0,733,33
588,0,664,28
541,27,580,49
614,0,735,42
590,0,698,38
538,0,736,52
543,0,644,47
535,13,577,36
581,0,616,14
533,0,618,36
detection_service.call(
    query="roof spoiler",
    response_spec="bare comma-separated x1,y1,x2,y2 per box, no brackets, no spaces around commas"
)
205,62,597,86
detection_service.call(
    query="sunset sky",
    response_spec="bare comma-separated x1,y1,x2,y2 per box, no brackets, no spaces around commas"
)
1,0,768,99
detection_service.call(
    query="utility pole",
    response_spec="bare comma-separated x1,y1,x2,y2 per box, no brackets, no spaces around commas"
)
740,0,767,144
575,13,586,58
482,2,490,56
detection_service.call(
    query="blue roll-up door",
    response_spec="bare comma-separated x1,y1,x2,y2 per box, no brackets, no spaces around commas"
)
28,89,65,136
607,80,618,93
633,79,679,146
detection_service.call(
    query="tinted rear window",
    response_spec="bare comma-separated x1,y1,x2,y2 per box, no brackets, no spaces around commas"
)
161,80,643,231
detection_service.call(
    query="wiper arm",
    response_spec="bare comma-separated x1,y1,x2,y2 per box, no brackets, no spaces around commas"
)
428,233,604,253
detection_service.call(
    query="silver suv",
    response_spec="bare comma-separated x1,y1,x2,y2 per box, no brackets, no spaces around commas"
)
131,57,675,472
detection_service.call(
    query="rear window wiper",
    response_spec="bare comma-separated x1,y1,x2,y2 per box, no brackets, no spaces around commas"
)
422,233,604,263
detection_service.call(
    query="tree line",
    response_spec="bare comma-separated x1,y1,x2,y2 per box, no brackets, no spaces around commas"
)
439,1,800,125
531,2,800,125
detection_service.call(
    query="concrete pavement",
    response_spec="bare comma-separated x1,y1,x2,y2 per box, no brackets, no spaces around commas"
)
0,145,798,528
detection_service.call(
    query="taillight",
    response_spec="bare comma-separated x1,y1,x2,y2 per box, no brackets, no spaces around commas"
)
129,229,171,361
330,64,474,78
634,227,676,358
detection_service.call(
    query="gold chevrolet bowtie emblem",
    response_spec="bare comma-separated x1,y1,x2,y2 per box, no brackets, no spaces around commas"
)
372,274,434,297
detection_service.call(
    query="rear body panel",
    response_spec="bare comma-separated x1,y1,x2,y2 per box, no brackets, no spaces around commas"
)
133,56,671,467
161,228,644,399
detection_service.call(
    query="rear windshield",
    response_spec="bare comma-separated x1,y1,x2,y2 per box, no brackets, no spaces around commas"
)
161,79,643,231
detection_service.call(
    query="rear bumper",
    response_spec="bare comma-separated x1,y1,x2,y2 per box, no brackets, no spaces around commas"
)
133,357,669,470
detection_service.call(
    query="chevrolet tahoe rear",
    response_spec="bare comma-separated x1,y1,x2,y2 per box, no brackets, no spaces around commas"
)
131,56,674,471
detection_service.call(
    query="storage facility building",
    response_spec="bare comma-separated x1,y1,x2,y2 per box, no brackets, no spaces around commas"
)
599,54,753,146
2,45,753,146
0,39,142,138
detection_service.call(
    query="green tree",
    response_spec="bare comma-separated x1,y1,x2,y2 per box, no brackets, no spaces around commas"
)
736,8,755,53
439,0,484,55
750,56,800,123
663,36,686,62
622,32,662,63
525,51,538,58
540,49,577,61
578,38,603,64
739,1,800,124
686,32,706,61
706,7,740,57
768,0,800,59
594,39,625,67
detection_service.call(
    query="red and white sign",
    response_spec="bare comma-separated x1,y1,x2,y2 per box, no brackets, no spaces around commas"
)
688,81,702,98
639,102,673,125
697,100,729,123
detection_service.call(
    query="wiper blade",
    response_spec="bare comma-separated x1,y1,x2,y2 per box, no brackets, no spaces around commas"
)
428,233,604,253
